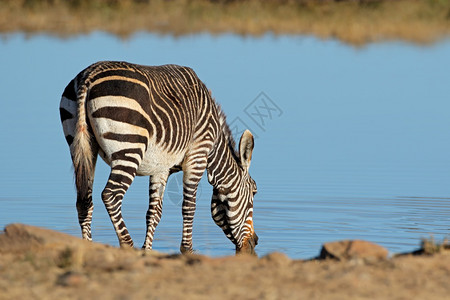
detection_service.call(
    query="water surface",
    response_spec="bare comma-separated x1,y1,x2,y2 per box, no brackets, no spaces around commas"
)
0,33,449,258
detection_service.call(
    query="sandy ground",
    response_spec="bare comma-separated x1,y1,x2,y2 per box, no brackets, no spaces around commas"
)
0,224,449,300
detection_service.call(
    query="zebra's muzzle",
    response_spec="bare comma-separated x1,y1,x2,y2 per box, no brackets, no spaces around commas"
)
236,232,259,256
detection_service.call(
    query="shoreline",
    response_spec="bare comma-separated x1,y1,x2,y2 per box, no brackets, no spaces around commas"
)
1,0,450,45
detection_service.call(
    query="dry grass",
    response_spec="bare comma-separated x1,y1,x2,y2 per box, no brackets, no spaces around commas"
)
0,0,450,45
419,237,450,255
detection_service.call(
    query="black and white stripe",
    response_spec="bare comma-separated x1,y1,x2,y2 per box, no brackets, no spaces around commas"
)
60,61,258,254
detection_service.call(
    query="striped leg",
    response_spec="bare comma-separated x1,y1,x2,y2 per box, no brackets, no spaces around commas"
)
180,157,207,253
76,154,98,241
142,172,169,250
101,161,138,248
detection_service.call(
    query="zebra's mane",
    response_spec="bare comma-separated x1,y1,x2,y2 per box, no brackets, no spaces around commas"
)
215,102,241,164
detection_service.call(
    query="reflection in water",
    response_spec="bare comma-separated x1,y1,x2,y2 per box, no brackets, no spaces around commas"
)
0,33,449,258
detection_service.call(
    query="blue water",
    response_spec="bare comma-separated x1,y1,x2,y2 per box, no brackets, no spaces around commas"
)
0,32,449,258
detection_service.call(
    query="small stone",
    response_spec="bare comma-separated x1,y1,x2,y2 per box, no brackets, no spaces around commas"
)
56,271,85,287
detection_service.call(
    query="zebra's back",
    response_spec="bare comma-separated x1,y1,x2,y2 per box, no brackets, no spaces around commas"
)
61,61,216,176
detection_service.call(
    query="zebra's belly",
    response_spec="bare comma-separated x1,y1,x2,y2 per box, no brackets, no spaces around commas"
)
136,143,186,176
97,141,185,177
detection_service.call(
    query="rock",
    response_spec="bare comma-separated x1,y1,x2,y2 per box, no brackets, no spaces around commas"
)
319,240,389,261
0,223,91,253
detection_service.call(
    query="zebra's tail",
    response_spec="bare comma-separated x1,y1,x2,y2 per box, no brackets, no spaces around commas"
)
72,83,94,200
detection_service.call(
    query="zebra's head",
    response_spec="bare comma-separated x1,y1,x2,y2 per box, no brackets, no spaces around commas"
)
211,130,258,255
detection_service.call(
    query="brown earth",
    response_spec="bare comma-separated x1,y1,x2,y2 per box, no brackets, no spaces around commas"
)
0,224,449,300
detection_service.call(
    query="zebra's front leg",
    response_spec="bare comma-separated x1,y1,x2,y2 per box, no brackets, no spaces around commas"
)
180,164,205,253
142,173,169,250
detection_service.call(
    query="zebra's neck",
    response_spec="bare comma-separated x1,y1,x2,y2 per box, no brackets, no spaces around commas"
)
207,130,242,191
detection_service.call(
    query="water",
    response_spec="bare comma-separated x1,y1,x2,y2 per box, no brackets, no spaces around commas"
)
0,32,449,258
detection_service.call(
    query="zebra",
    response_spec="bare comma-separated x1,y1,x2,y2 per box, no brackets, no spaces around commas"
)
59,61,258,255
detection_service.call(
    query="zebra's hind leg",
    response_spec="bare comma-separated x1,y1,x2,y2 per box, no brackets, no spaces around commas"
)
101,162,138,248
76,154,97,241
142,172,169,250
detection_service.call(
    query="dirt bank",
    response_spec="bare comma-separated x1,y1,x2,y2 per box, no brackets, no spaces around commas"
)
0,223,448,299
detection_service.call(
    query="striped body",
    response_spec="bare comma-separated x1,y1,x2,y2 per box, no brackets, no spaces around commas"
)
60,61,258,254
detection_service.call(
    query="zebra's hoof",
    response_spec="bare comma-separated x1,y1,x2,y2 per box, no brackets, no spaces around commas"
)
119,241,134,249
180,245,194,254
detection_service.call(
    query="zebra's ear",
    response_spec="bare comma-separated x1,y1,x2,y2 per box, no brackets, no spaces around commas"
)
239,130,254,171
